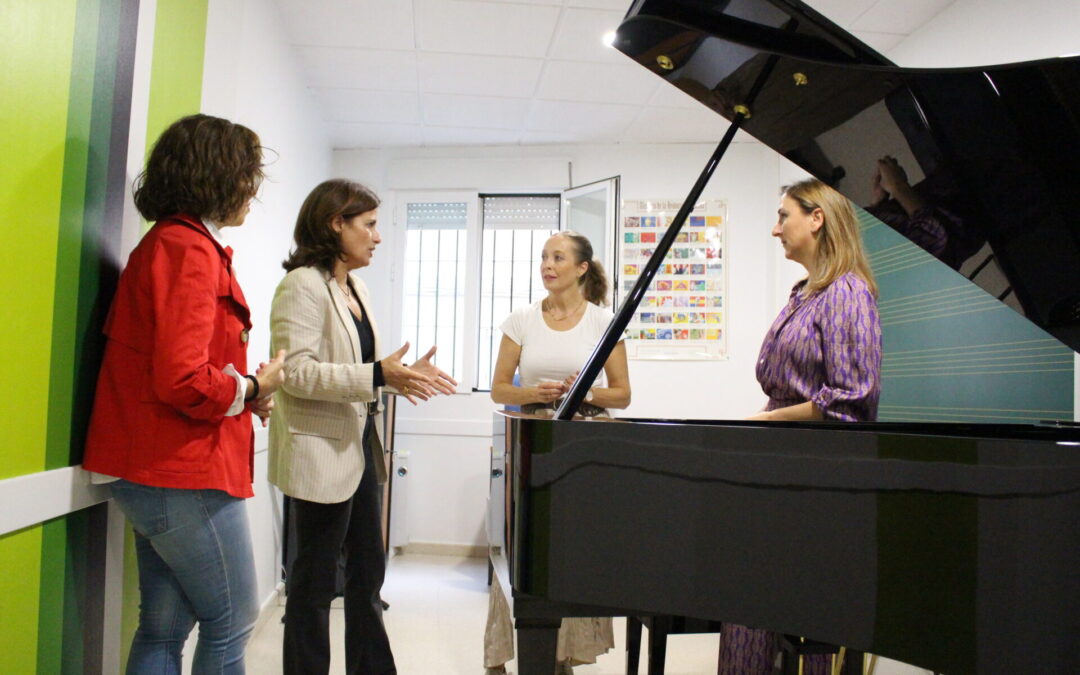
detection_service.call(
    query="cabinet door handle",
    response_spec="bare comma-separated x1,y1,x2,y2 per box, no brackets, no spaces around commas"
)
491,469,504,478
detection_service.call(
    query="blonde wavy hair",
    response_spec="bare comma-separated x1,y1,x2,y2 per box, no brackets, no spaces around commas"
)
783,178,878,297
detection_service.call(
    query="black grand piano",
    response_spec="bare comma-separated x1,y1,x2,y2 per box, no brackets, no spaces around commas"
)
489,2,1080,674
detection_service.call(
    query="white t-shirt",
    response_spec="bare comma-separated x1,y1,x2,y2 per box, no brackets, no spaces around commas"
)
499,300,623,389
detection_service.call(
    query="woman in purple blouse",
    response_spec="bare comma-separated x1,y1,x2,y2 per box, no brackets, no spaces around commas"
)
718,178,882,675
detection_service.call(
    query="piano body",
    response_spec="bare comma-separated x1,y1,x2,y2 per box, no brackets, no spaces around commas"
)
494,415,1080,674
488,1,1080,674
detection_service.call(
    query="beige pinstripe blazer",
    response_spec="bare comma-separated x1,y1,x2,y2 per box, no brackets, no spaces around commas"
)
268,266,391,504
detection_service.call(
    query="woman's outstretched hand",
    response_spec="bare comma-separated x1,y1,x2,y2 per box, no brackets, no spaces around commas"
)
381,342,437,405
410,345,458,396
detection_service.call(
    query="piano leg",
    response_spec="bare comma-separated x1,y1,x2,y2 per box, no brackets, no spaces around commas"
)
515,617,560,675
647,615,671,675
626,618,643,674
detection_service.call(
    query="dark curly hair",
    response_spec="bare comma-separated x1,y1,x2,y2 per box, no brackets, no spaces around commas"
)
133,114,264,223
283,179,381,273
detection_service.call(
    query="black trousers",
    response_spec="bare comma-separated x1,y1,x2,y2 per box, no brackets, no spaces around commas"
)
283,431,395,675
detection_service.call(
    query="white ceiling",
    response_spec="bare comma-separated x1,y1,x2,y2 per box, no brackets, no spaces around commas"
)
274,0,957,149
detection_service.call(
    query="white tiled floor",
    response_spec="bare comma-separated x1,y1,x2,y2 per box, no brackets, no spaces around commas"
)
245,553,721,674
245,553,931,675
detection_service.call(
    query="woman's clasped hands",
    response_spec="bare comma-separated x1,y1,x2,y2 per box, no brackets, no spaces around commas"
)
381,342,457,404
250,349,286,426
535,379,568,404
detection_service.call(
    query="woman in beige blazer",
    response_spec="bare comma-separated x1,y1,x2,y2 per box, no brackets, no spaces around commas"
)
269,179,455,675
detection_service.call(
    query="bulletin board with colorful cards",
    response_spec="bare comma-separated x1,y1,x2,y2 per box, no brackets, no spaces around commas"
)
619,199,727,360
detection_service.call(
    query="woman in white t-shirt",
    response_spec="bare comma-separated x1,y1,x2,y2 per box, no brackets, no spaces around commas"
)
484,231,631,674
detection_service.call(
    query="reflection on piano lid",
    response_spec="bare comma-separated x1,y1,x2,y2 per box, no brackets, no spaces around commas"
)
614,0,1080,351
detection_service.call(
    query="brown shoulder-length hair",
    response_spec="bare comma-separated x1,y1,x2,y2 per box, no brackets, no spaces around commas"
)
283,179,381,273
555,230,610,306
783,178,878,297
133,114,264,223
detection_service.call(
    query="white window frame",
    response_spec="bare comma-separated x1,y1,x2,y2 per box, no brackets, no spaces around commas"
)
391,188,566,394
475,193,562,391
391,191,481,392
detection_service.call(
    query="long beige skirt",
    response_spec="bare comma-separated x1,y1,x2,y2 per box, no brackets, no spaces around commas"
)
484,577,615,668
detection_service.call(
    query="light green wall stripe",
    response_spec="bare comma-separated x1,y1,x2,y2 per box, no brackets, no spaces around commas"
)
0,530,44,674
144,0,208,153
0,1,78,670
0,1,79,480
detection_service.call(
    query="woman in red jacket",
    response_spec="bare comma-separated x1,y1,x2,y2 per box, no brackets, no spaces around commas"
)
83,114,285,674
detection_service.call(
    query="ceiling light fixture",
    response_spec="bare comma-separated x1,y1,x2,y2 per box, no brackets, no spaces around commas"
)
602,30,616,48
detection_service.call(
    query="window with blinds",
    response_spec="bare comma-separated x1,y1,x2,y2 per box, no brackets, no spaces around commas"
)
400,201,468,381
476,195,560,390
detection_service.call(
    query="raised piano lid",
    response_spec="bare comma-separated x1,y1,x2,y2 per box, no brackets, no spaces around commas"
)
614,0,1080,352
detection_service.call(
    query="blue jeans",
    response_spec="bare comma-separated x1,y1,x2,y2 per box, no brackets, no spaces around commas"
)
110,480,258,674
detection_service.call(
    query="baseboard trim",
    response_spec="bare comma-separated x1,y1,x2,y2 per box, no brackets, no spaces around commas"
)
395,542,487,558
252,582,285,639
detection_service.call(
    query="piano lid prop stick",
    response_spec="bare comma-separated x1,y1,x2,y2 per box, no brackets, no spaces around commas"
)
557,45,788,420
556,113,744,420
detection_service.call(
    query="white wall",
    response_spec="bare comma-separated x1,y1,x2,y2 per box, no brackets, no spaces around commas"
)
334,139,799,547
201,0,332,608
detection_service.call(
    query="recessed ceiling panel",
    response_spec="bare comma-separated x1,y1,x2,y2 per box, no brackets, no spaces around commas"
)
418,53,544,98
421,93,530,129
415,0,559,58
299,47,418,91
313,88,420,124
525,100,639,137
276,0,415,50
537,61,660,104
332,122,423,149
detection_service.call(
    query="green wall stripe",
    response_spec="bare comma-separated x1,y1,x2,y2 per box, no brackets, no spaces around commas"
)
37,520,74,675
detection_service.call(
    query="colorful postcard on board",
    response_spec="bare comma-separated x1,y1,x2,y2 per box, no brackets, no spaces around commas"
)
618,199,728,360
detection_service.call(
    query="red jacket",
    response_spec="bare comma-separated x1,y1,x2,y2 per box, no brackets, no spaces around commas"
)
83,215,255,497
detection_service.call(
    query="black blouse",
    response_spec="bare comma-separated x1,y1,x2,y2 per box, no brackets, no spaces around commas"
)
347,286,384,387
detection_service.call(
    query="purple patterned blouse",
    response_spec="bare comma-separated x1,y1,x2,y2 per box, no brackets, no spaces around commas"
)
755,272,882,422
